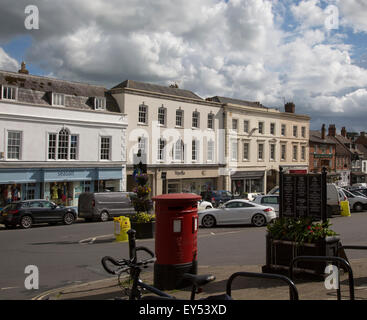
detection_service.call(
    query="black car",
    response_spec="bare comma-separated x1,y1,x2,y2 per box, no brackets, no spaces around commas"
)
200,190,234,207
0,200,77,229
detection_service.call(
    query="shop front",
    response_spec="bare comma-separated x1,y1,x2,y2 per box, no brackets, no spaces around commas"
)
0,167,124,209
230,171,265,196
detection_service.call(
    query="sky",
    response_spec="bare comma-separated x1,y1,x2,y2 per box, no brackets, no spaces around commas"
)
1,0,367,132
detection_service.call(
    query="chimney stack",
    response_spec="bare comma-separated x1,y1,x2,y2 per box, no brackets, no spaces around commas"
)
328,124,336,137
321,124,326,140
18,61,29,75
341,127,347,137
284,102,295,113
361,131,366,137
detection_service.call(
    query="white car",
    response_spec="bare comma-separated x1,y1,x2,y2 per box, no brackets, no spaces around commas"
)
198,199,276,228
252,195,279,216
198,200,213,211
341,188,367,212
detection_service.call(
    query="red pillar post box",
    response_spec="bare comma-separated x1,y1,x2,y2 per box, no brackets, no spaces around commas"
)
152,193,201,290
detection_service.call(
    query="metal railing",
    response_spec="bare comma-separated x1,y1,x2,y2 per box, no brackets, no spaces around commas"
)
226,271,299,300
289,256,354,300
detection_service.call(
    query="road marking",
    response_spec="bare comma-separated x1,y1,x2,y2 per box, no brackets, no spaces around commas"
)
1,287,19,290
79,234,112,244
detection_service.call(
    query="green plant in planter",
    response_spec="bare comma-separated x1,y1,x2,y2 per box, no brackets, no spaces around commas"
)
130,212,155,224
267,217,338,245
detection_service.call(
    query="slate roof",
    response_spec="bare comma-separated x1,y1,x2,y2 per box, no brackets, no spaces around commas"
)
206,96,267,109
112,79,203,100
0,69,120,113
309,130,336,144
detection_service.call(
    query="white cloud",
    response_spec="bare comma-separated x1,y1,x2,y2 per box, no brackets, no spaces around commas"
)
0,48,18,71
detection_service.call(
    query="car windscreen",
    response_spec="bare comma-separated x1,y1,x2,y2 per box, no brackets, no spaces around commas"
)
2,203,19,212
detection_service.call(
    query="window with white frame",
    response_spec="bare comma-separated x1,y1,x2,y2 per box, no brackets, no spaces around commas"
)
207,140,214,161
2,86,17,100
7,131,22,160
158,138,166,161
176,109,183,127
301,146,306,161
158,106,166,126
281,124,286,136
301,126,306,138
48,130,78,160
208,113,214,129
52,93,65,106
174,139,184,161
138,137,146,155
94,97,106,110
258,143,264,160
293,145,298,160
100,136,111,160
258,122,264,134
243,142,249,160
232,119,238,131
231,140,238,161
192,111,200,128
138,104,148,124
293,125,298,137
270,123,275,135
192,139,199,161
244,120,249,133
281,144,286,160
270,144,276,160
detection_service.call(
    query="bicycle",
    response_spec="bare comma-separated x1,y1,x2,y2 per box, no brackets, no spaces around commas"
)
101,245,231,300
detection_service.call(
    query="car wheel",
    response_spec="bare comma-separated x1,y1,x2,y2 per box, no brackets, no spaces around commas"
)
354,203,363,212
252,214,266,227
63,212,75,225
20,216,33,229
100,211,109,222
202,215,216,228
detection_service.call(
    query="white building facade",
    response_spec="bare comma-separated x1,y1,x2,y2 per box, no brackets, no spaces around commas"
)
0,68,127,208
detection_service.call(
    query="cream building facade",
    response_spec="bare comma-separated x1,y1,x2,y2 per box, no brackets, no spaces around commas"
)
207,97,310,195
110,80,226,196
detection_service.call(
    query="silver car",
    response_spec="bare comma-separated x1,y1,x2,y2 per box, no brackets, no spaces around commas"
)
252,195,279,217
341,188,367,212
198,199,276,228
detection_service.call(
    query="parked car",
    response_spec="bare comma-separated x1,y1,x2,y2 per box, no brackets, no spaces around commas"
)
340,188,367,212
198,199,276,228
78,192,136,222
252,195,279,216
200,190,234,207
0,200,77,229
348,187,367,198
198,200,213,211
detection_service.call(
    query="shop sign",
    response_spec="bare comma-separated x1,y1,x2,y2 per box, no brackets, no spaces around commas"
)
57,169,75,177
175,170,185,176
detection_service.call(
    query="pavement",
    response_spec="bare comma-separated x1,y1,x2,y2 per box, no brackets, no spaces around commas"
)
32,258,367,301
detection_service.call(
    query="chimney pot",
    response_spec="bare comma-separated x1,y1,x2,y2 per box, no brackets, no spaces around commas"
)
284,102,295,113
321,124,326,140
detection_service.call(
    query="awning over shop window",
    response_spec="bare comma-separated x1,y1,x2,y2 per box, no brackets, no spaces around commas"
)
230,171,265,179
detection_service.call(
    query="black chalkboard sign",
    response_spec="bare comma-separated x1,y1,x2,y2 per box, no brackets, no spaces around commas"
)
279,167,327,222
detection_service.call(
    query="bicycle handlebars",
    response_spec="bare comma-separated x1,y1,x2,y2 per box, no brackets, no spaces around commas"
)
101,246,156,275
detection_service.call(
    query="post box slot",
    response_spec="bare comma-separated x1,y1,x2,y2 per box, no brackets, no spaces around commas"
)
168,206,184,211
192,216,198,233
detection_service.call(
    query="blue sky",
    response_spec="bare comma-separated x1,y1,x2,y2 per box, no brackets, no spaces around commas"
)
1,0,367,132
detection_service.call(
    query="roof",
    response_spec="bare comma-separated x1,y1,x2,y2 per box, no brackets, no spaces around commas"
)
112,79,203,100
206,96,267,109
309,130,336,144
0,69,120,113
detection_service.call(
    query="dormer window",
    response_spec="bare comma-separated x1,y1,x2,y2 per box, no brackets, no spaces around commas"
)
52,93,65,106
94,97,106,110
2,85,17,100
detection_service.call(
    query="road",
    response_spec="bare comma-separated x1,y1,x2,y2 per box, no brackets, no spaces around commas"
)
1,212,367,300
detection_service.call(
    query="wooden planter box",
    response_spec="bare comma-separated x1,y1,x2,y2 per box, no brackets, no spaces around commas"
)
262,233,341,279
130,221,155,239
